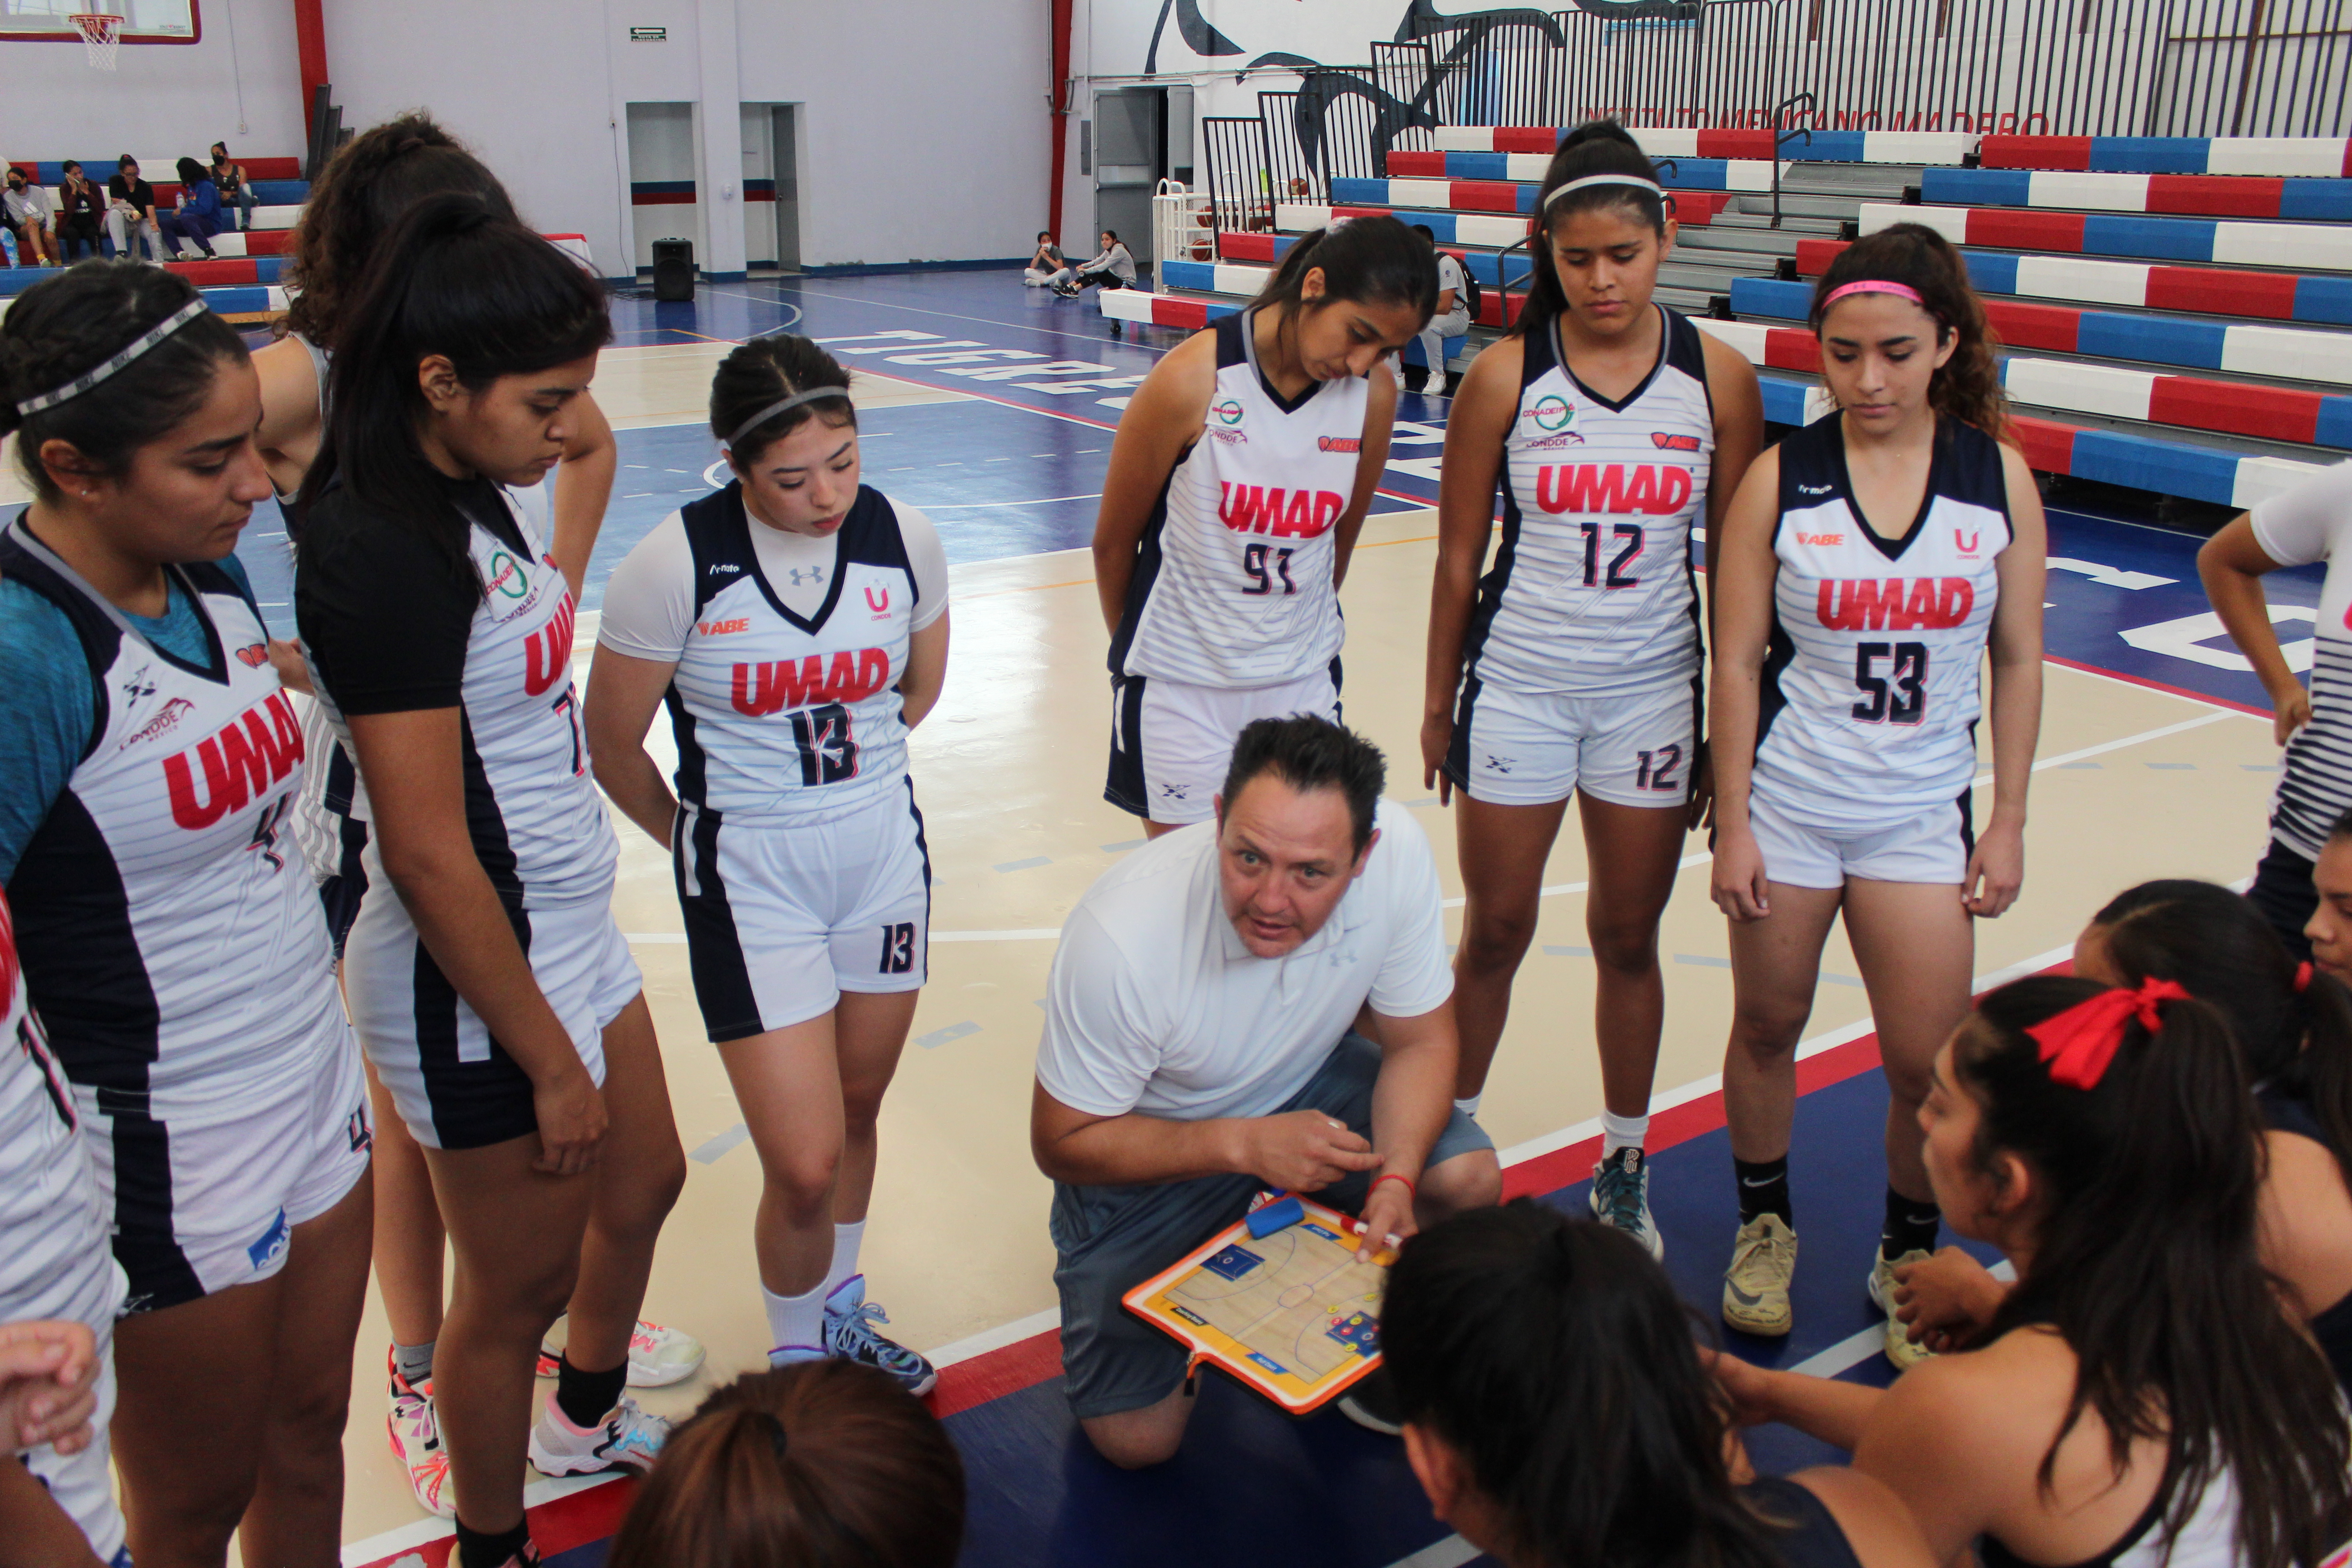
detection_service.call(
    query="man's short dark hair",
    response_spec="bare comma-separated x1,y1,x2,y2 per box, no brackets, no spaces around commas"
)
1220,715,1386,854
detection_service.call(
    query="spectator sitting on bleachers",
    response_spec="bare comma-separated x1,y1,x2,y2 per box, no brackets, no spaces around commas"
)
2,169,56,267
103,156,162,261
605,1361,963,1568
1052,230,1135,297
159,157,223,259
1409,223,1470,397
1025,230,1066,287
54,162,102,261
209,142,256,231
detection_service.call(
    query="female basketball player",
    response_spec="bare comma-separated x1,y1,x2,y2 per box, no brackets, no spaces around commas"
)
1895,878,2352,1388
0,877,128,1565
253,113,688,1522
1711,975,2352,1568
0,262,370,1566
1707,224,2044,1364
1422,122,1764,1254
1093,214,1433,834
585,336,949,1392
295,197,684,1568
1385,1203,1933,1568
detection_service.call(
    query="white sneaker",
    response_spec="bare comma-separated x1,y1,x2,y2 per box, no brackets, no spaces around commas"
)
1589,1147,1664,1260
1869,1250,1936,1372
537,1316,706,1388
384,1351,452,1519
1721,1214,1798,1337
527,1392,670,1477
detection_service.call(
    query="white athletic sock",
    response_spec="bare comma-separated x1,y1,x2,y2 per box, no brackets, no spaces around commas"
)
762,1282,827,1354
1601,1109,1651,1156
1453,1094,1482,1119
823,1220,867,1301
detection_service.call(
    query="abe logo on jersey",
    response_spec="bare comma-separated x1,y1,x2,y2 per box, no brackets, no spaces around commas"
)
164,690,304,830
1535,463,1693,517
1217,484,1344,539
1651,432,1703,452
1317,436,1361,454
1816,577,1975,632
732,648,891,717
235,643,270,668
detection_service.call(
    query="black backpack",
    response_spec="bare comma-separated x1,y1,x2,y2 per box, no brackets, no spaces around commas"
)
1453,255,1482,320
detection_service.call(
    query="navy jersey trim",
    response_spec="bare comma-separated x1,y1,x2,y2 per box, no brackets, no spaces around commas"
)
1556,303,1671,415
10,791,163,1097
107,1107,206,1312
457,711,525,910
680,481,908,639
1105,472,1176,676
1103,673,1151,815
903,774,932,986
676,808,764,1044
665,688,709,812
1234,308,1323,416
411,908,540,1151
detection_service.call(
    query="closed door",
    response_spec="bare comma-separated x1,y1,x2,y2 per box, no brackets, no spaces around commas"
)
1093,88,1161,269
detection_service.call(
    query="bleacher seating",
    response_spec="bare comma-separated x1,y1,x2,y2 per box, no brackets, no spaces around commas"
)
5,154,310,304
1122,122,2352,509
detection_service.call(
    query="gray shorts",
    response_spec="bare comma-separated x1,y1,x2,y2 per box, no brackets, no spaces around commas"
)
1049,1032,1494,1420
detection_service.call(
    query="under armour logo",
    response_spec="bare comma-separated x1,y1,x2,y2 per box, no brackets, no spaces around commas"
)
789,566,827,587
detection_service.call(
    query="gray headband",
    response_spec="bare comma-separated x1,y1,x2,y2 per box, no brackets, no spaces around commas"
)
15,298,208,417
727,385,853,447
1541,173,1666,211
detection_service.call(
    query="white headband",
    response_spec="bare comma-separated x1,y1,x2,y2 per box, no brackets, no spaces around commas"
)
1541,173,1665,211
726,384,853,447
14,298,208,417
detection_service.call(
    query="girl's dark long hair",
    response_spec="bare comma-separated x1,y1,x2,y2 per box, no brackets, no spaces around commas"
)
2092,877,2352,1189
1963,976,2352,1568
1384,1202,1789,1568
710,333,854,466
297,192,608,573
1810,222,2009,443
606,1360,963,1568
280,113,517,349
1513,121,1669,346
0,262,247,502
1254,214,1436,349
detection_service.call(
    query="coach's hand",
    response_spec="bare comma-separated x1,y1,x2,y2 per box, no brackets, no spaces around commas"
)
0,1320,98,1457
1419,710,1454,806
1710,824,1770,922
1242,1111,1383,1193
1352,1175,1416,1263
532,1063,608,1176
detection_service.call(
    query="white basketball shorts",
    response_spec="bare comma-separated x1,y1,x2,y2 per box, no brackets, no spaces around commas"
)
1448,677,1699,809
1744,786,1974,891
1106,666,1342,826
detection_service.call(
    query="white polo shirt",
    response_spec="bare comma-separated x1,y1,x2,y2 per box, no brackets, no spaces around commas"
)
1035,799,1453,1123
2251,459,2352,859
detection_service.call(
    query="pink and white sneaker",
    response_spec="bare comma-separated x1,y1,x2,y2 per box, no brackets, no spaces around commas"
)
384,1350,453,1519
535,1316,706,1387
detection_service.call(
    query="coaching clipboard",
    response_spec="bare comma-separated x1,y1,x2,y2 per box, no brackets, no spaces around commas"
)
1121,1195,1387,1414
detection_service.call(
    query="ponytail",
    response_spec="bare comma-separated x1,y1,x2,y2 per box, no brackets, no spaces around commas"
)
606,1361,963,1568
2092,876,2352,1191
298,191,608,572
1811,222,2010,443
1960,976,2352,1568
1515,120,1670,344
1254,214,1436,331
1385,1203,1790,1568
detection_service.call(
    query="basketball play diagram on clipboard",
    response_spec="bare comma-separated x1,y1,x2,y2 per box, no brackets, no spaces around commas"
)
1122,1195,1387,1413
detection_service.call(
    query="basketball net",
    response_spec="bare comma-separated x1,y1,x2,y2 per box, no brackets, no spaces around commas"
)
70,14,122,71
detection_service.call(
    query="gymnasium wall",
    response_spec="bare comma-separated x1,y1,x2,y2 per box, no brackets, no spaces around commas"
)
320,0,1048,279
0,0,308,168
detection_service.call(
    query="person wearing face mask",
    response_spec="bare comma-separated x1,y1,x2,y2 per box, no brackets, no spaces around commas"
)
1029,714,1501,1465
1092,215,1431,839
584,334,950,1401
1707,222,2046,1367
3,168,57,267
103,157,162,263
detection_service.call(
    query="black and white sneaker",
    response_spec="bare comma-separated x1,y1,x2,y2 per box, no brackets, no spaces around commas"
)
823,1275,937,1397
1590,1146,1664,1260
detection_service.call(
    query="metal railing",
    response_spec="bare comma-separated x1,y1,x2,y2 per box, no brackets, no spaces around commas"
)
1200,116,1272,235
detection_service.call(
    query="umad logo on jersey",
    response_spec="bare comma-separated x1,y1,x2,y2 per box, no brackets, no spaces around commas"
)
1211,398,1245,426
1529,395,1576,433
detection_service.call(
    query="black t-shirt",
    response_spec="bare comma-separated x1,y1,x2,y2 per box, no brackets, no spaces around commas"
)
296,471,526,717
107,175,153,215
1744,1477,1864,1568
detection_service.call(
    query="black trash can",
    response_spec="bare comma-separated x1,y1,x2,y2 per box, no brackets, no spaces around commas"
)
651,237,695,301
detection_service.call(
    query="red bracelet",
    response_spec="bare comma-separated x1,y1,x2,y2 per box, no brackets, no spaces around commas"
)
1369,1172,1416,1200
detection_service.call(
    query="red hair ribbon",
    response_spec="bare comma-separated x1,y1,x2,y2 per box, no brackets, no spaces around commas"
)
2025,978,2190,1090
2296,961,2314,994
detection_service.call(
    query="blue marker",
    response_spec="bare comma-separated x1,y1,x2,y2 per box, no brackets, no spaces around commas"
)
1245,1194,1305,1238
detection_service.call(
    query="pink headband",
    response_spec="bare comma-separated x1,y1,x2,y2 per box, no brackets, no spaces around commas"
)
1821,279,1926,310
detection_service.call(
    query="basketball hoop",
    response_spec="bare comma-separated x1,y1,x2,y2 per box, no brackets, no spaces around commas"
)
70,14,123,71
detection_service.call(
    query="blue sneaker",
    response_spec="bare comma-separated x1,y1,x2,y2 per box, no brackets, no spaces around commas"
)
1590,1147,1664,1260
823,1275,937,1396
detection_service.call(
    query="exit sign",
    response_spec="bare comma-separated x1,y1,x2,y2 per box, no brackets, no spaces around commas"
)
628,26,665,40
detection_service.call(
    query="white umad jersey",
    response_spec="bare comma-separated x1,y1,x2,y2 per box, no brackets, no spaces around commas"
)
660,482,926,823
0,519,345,1122
1754,415,2011,828
308,490,617,908
0,886,126,1564
1110,308,1368,690
1462,305,1713,697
